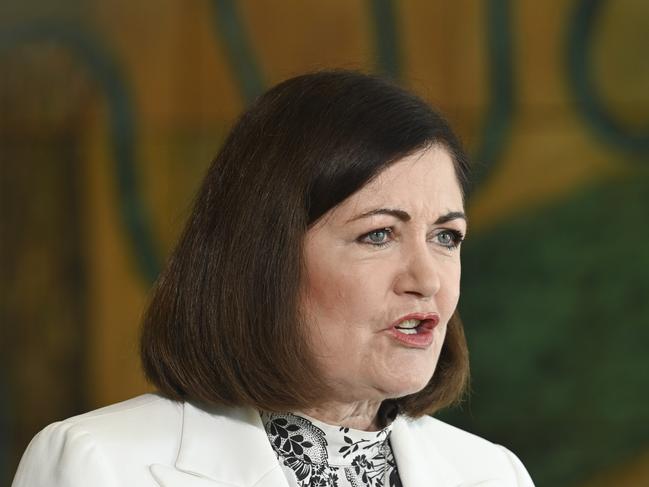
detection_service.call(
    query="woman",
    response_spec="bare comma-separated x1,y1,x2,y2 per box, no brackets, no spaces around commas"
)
13,70,534,486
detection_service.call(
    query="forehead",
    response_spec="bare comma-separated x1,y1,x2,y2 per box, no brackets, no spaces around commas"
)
332,147,464,220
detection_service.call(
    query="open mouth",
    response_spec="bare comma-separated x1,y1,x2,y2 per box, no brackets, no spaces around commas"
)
394,319,425,335
393,317,438,335
388,314,439,348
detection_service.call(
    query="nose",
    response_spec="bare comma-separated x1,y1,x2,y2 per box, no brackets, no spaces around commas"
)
393,243,441,299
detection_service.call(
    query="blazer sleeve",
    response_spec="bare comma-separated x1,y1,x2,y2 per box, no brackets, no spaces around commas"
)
497,445,535,486
12,422,117,487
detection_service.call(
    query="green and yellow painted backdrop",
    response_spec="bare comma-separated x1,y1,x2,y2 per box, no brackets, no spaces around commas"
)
1,1,648,485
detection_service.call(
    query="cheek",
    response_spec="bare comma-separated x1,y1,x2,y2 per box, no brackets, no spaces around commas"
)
303,262,377,326
300,268,373,379
439,260,461,317
307,271,347,311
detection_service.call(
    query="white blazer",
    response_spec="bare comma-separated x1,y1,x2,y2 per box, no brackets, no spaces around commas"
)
13,394,534,487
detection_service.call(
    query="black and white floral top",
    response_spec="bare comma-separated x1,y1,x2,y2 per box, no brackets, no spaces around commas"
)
260,411,403,487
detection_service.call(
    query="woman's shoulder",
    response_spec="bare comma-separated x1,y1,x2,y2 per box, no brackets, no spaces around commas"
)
38,393,183,451
13,394,184,487
397,414,534,486
50,393,180,427
406,413,503,450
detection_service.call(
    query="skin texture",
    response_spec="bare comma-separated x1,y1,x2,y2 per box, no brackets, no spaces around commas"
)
300,147,467,431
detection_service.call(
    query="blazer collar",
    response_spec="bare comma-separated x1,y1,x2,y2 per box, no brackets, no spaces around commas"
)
150,401,464,487
391,416,463,487
150,401,288,487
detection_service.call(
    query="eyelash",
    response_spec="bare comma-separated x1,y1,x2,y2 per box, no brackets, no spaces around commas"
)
357,228,465,250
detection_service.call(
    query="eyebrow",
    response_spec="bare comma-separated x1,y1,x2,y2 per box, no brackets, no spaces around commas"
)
346,208,467,225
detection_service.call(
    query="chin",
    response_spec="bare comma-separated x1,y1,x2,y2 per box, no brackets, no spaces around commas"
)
379,365,437,399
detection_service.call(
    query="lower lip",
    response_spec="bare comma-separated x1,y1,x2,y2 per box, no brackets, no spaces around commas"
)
387,321,437,349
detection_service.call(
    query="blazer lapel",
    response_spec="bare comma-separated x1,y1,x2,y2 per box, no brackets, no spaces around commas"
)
390,416,463,487
150,402,289,487
150,403,469,487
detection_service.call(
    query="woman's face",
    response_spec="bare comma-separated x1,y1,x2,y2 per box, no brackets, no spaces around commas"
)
301,147,466,405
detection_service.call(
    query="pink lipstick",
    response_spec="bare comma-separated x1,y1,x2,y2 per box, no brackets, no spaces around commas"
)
386,313,439,348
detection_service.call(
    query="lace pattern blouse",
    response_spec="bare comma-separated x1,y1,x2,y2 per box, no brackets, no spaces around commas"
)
260,411,403,487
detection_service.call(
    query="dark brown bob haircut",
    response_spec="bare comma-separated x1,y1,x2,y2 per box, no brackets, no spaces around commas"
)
141,70,470,418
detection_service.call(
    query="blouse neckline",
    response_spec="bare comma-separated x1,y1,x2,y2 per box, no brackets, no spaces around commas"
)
260,411,394,468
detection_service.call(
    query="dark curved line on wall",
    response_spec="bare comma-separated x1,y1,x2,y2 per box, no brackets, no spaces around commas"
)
566,0,649,154
0,23,161,284
210,0,266,104
370,0,402,79
470,0,516,195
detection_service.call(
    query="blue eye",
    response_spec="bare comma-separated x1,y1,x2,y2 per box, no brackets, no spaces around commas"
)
359,228,392,247
435,229,464,249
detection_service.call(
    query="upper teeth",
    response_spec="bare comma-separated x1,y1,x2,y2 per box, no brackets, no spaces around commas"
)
396,319,420,329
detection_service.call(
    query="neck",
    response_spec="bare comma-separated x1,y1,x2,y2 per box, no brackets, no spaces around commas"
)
300,400,383,431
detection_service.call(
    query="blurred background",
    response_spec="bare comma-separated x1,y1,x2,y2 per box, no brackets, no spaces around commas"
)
1,0,648,485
